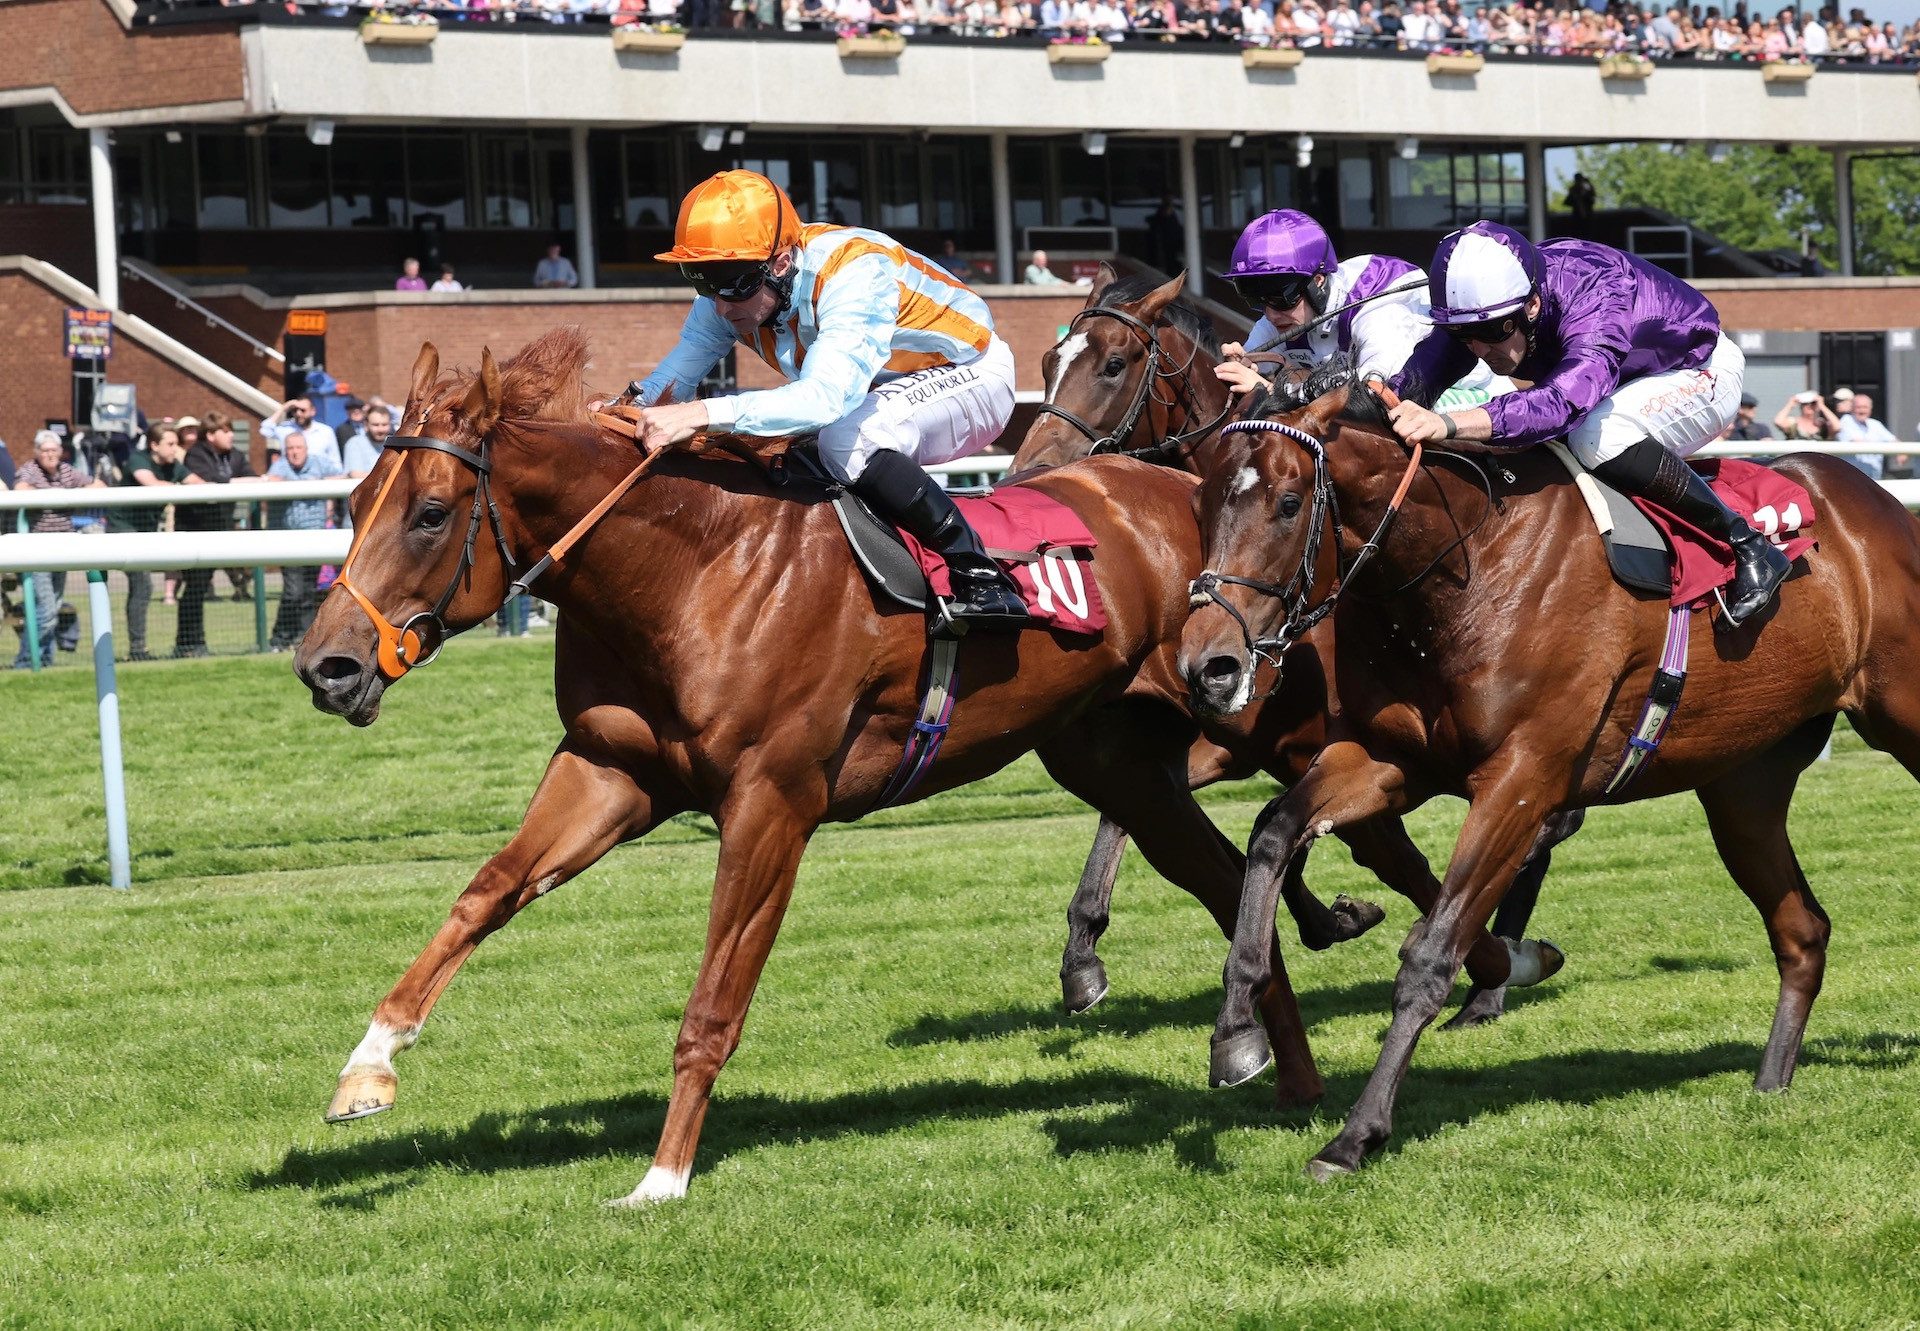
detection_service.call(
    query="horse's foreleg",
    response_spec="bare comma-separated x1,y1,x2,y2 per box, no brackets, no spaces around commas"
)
1060,817,1129,1014
1309,764,1551,1179
1445,808,1584,1030
612,778,819,1206
327,744,667,1123
1211,742,1409,1090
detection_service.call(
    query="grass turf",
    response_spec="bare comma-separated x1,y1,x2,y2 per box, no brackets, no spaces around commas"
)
2,642,1918,1329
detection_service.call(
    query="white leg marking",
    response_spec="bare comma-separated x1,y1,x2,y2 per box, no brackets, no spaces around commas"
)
1503,937,1565,989
608,1164,692,1207
340,1020,415,1078
1046,331,1090,405
1232,466,1261,496
532,872,563,898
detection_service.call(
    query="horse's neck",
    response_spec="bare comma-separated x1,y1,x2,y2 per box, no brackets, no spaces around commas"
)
1327,423,1489,611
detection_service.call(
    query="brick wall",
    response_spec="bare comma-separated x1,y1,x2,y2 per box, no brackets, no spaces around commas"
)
0,271,263,467
1700,281,1920,334
0,0,243,116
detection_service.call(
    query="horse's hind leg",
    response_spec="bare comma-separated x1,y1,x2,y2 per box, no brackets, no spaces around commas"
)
327,741,673,1124
1060,817,1128,1014
1444,808,1585,1030
1697,718,1834,1092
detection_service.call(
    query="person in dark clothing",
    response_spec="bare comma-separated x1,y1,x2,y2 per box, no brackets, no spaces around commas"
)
110,426,188,661
1147,195,1185,276
175,415,255,657
1565,172,1597,234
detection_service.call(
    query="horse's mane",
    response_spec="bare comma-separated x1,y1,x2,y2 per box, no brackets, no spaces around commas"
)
1094,276,1220,358
422,325,595,438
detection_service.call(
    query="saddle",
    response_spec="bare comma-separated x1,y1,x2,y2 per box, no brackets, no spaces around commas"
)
1546,442,1817,608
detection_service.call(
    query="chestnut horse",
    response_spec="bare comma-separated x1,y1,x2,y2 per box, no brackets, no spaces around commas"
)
295,327,1353,1204
1017,269,1574,1027
1182,375,1920,1179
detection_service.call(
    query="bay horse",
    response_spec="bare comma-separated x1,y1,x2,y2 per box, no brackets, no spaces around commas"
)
1016,269,1574,1027
1181,373,1920,1179
295,327,1351,1205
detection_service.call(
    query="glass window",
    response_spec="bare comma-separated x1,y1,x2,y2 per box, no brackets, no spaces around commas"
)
1386,149,1454,231
874,142,921,231
329,132,405,228
0,128,22,206
478,133,535,229
1108,140,1176,229
405,133,467,228
1010,140,1046,233
1055,145,1107,227
623,136,673,228
196,132,252,229
266,131,331,228
810,141,864,227
1338,151,1376,229
29,127,88,205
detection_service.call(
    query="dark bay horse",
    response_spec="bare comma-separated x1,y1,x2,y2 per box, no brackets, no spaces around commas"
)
1016,270,1573,1026
296,328,1347,1204
1182,378,1920,1179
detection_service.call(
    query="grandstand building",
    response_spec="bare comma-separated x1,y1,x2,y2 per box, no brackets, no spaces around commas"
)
4,0,1920,453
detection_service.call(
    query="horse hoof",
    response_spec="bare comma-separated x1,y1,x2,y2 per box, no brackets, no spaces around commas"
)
1328,894,1387,942
606,1165,691,1207
1061,960,1110,1015
1441,985,1507,1030
1209,1028,1274,1088
1504,937,1566,989
1305,1156,1354,1184
325,1067,397,1123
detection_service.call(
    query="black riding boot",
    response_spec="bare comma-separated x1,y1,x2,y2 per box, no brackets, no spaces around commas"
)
1593,437,1791,627
852,450,1029,630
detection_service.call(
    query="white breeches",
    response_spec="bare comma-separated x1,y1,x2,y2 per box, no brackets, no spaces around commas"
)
1567,334,1745,467
816,336,1018,483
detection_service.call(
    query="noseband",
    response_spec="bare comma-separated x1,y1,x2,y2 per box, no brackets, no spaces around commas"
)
1033,305,1231,463
332,432,520,681
1188,418,1423,673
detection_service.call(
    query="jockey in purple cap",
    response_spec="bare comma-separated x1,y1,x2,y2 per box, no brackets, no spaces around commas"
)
1386,221,1790,627
1216,209,1507,408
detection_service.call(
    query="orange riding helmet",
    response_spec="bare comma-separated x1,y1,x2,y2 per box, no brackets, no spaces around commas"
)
656,170,804,264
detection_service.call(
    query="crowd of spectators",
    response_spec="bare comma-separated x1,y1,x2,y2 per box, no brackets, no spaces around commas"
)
172,0,1920,64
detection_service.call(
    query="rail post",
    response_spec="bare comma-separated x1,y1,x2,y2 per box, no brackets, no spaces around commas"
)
18,509,40,672
252,501,269,651
87,570,131,889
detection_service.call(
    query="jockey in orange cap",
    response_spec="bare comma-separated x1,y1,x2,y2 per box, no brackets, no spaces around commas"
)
637,170,1026,628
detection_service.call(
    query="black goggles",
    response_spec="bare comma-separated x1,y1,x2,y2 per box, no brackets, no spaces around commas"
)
681,260,771,302
1229,273,1314,310
1441,314,1520,344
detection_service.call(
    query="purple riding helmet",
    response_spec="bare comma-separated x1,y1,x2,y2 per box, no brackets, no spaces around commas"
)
1222,210,1338,314
1427,220,1546,330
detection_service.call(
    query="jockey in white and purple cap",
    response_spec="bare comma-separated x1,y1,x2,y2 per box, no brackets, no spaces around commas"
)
1216,209,1507,408
1386,220,1789,626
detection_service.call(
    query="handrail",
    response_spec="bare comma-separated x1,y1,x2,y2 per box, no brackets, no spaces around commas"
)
119,259,286,365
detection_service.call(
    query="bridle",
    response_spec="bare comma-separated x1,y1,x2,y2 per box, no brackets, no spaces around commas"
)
331,412,661,681
332,431,520,681
1032,305,1232,464
1188,416,1423,676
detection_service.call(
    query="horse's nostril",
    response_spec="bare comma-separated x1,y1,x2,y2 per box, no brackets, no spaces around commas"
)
314,655,364,684
1201,655,1242,684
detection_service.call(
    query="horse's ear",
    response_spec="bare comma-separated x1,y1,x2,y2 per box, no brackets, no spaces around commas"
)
1086,262,1119,304
1295,384,1352,438
406,342,440,425
462,346,503,437
1134,269,1188,322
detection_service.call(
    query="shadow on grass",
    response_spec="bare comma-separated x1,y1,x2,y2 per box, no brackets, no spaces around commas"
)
247,1031,1915,1199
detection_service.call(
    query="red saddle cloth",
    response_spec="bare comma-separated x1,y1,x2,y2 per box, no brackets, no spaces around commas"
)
1630,458,1818,608
899,486,1108,634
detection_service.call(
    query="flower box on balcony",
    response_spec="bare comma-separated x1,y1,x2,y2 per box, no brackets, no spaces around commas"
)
359,16,439,45
613,28,687,52
1047,41,1111,64
838,33,906,58
1598,53,1653,80
1425,50,1484,75
1762,60,1815,83
1242,46,1305,70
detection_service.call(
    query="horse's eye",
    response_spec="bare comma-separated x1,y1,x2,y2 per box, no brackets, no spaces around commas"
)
416,505,449,531
1104,356,1126,376
1278,493,1303,519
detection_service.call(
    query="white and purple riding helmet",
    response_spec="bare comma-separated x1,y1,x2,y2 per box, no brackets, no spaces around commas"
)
1221,210,1338,313
1427,221,1546,338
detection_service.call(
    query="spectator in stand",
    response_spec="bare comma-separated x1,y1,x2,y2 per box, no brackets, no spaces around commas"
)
1565,171,1597,233
1327,0,1359,43
110,425,188,662
1834,388,1894,477
431,264,465,292
337,396,369,448
11,430,103,669
1724,392,1776,442
261,396,343,472
263,431,344,651
1800,3,1830,54
932,238,974,280
534,242,581,289
1023,249,1067,284
344,405,394,478
1773,389,1840,446
395,257,428,292
175,411,255,658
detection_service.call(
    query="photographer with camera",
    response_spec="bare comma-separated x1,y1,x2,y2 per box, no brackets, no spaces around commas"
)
1773,389,1841,444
